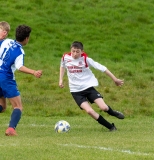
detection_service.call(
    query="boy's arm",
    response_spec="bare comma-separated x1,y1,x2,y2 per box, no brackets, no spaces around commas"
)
19,66,42,78
59,66,65,88
104,69,124,86
87,57,124,86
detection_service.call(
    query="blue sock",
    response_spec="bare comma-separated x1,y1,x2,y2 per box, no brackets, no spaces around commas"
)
0,105,3,112
9,109,22,129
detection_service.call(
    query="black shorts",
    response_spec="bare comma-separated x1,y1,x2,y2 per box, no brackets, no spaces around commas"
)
71,87,103,108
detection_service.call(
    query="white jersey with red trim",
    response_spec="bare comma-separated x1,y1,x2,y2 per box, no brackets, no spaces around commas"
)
61,52,107,92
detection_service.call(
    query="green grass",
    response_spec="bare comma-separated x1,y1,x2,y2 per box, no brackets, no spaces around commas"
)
0,0,154,159
0,115,154,160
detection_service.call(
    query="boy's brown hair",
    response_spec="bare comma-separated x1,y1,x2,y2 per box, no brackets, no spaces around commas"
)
71,41,83,50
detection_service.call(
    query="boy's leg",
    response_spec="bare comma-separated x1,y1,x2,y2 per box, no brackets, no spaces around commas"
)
107,106,124,119
97,115,116,131
9,108,22,129
94,98,124,119
5,96,22,136
0,97,6,113
80,101,116,131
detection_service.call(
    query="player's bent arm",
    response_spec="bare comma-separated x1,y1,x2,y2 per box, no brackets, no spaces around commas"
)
59,67,65,88
104,69,124,86
19,66,42,78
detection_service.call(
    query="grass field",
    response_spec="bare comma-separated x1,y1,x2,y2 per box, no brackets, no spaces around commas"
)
1,115,154,160
0,0,154,159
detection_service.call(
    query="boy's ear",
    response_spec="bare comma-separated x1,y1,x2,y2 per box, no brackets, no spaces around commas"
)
3,30,8,36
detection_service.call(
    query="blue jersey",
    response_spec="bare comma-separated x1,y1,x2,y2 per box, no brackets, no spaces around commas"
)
0,39,24,80
0,40,4,46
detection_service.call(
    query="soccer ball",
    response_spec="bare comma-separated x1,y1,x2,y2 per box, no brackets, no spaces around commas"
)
54,120,70,133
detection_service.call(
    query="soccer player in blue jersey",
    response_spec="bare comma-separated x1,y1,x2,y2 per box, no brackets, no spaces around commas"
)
0,25,42,136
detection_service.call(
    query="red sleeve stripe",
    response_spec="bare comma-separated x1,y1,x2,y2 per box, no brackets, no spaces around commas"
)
62,52,71,61
82,52,88,67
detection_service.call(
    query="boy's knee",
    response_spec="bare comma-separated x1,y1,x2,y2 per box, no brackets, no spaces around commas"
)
86,109,95,115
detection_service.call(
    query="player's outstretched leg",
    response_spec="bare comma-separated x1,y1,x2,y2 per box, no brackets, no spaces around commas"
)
106,106,125,119
97,115,117,132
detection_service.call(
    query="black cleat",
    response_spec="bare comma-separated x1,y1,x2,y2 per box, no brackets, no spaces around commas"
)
114,111,125,119
109,123,117,132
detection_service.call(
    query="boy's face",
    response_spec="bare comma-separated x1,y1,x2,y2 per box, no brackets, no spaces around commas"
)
0,28,8,40
71,47,82,59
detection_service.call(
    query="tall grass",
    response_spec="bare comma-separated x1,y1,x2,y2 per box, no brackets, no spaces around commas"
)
0,0,154,118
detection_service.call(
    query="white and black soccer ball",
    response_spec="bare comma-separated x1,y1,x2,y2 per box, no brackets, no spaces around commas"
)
54,120,70,133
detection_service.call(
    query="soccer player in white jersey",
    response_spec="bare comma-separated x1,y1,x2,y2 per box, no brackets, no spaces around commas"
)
59,41,124,131
0,25,42,136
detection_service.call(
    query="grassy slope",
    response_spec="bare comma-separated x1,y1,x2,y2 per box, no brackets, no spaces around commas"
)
0,0,154,117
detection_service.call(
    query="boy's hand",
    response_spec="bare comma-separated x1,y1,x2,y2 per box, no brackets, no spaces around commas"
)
114,79,124,86
33,70,42,78
59,80,64,88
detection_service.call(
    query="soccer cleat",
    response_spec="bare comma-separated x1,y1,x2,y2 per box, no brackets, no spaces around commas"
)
114,111,125,119
5,127,17,136
109,123,117,132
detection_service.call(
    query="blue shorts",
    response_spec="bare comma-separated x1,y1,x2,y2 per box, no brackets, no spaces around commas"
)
0,79,20,98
